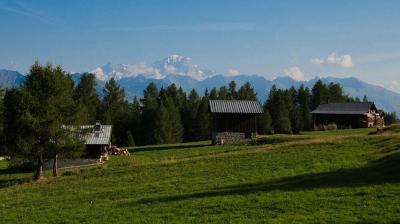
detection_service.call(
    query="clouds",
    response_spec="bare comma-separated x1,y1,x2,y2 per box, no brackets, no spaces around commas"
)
0,1,56,25
128,63,164,79
227,68,240,76
111,23,256,32
283,66,307,81
311,52,354,68
91,62,164,81
389,81,400,93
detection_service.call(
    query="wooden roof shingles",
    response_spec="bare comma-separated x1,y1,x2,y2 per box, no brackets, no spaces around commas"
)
209,100,264,114
80,125,112,145
311,102,376,115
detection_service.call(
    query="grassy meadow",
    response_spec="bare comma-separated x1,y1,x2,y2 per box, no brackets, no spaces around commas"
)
1,127,400,223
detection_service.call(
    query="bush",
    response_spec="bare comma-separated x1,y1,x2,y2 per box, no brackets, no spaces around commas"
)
276,117,292,134
257,112,273,134
385,112,398,125
5,157,33,172
124,130,135,147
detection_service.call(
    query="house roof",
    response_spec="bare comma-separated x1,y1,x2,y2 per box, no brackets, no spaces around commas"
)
209,100,264,114
80,125,112,145
311,102,376,115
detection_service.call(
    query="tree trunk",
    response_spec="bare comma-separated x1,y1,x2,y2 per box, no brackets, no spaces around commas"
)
34,156,43,180
52,153,58,177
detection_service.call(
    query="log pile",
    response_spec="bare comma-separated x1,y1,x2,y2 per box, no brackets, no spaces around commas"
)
107,145,130,156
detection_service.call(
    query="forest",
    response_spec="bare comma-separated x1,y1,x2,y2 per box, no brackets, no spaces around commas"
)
0,63,397,179
1,62,398,147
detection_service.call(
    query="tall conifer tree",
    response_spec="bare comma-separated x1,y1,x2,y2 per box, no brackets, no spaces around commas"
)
3,62,84,179
73,73,100,123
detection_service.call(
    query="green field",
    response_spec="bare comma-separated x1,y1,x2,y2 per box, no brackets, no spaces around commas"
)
1,127,400,223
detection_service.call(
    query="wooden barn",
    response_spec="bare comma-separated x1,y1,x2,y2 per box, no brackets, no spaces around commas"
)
209,100,264,144
80,122,112,158
311,102,384,129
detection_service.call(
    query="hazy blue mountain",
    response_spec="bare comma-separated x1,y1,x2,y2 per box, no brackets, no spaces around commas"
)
0,69,25,88
1,67,400,115
196,74,273,98
114,73,400,115
313,77,400,115
272,76,303,89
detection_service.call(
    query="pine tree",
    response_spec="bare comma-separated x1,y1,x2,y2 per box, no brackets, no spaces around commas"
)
311,80,328,109
124,130,135,147
129,96,141,144
257,108,273,134
73,73,100,123
285,87,301,133
101,78,127,124
196,94,210,140
176,86,187,110
209,87,218,100
3,62,84,179
140,83,159,145
297,85,312,131
266,85,291,133
154,96,183,144
166,83,179,106
362,95,369,102
290,107,301,134
284,87,296,113
158,87,167,101
183,89,201,141
164,96,183,143
154,102,170,144
101,78,129,145
328,82,345,102
218,86,229,100
228,81,237,99
238,82,257,100
0,87,5,155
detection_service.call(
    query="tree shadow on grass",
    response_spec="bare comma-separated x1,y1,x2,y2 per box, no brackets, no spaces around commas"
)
130,152,400,205
130,143,210,153
0,167,32,189
0,177,32,189
367,137,400,154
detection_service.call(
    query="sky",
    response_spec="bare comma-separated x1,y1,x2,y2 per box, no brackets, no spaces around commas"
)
1,0,400,92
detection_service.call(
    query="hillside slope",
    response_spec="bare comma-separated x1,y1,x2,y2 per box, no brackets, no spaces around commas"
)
1,128,400,223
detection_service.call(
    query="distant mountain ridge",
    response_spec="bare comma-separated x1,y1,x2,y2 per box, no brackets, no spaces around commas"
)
1,55,399,114
0,69,25,88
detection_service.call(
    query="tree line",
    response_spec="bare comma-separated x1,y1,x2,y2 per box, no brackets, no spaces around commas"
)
259,81,370,134
0,62,397,179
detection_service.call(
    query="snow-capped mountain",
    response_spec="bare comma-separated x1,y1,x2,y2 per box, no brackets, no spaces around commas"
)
151,54,215,80
91,62,162,81
1,55,400,114
91,54,215,81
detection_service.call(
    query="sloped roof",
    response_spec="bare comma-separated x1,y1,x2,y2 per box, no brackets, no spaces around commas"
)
209,100,264,114
80,125,112,145
311,102,376,115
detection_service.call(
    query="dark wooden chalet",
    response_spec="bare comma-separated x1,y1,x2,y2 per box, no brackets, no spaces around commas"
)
311,102,384,129
209,100,264,144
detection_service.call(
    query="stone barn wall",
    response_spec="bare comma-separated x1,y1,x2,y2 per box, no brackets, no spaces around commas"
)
212,132,250,145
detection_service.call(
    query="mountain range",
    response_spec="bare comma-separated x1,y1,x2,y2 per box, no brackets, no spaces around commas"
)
1,55,399,115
